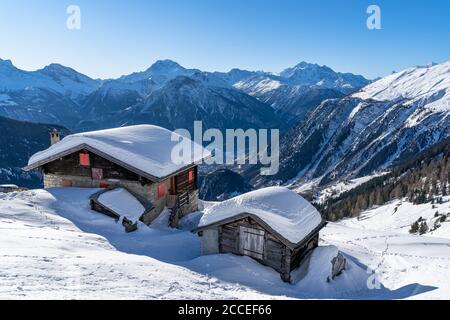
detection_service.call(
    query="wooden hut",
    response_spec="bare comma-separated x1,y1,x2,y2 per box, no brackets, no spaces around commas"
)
24,125,210,225
194,187,327,282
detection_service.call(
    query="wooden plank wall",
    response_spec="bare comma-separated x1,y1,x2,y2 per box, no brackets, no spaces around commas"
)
290,234,319,270
219,217,288,277
220,224,240,254
42,150,147,183
174,166,197,193
213,216,321,282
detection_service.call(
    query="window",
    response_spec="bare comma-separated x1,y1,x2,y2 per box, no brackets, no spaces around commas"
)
79,153,90,166
239,226,265,260
188,169,195,183
157,183,166,199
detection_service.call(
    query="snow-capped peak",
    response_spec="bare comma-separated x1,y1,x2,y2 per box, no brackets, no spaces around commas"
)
275,61,369,92
40,63,79,75
280,61,331,78
353,61,450,102
119,59,196,84
39,63,98,86
147,59,186,75
352,61,450,115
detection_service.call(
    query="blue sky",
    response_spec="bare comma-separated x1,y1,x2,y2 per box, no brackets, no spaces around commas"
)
0,0,449,79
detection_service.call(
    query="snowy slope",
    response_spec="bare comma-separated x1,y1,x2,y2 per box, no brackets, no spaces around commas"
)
338,196,450,238
353,63,450,104
352,62,450,124
256,61,450,187
0,188,397,300
322,196,450,299
304,172,389,204
0,189,273,299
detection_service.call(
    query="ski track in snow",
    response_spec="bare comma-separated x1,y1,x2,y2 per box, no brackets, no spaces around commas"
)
0,189,448,299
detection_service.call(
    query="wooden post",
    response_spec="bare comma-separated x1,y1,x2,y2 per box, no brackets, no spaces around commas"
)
281,246,292,283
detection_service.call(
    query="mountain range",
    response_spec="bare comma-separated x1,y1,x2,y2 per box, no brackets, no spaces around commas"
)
1,57,449,200
249,62,450,189
0,58,369,132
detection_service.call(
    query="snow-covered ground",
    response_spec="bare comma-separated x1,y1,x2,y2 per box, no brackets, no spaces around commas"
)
292,173,388,203
322,196,450,299
0,189,272,299
0,188,448,299
313,173,389,204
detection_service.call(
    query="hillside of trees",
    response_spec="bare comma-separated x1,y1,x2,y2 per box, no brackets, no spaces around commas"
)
318,137,450,222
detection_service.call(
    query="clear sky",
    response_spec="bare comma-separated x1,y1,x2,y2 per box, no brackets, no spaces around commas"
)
0,0,449,79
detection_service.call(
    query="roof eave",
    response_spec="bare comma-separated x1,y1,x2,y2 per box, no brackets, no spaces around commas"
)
23,143,206,183
194,213,328,250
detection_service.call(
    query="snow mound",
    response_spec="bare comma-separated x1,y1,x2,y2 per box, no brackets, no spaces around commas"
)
27,125,210,179
294,246,370,297
199,187,323,244
293,246,342,284
97,188,145,221
0,184,19,188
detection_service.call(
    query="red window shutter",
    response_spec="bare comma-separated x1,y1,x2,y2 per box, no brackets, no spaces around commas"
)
79,153,90,166
188,169,194,183
158,183,166,199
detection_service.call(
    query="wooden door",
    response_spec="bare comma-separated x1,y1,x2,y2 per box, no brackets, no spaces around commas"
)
239,226,265,260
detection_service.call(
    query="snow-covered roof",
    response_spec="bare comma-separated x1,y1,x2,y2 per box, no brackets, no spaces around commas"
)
0,184,19,188
97,188,145,222
26,125,210,180
198,187,324,244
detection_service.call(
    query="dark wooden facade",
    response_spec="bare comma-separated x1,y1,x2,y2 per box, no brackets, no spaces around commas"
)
42,149,146,184
196,215,324,282
173,166,197,193
37,148,200,225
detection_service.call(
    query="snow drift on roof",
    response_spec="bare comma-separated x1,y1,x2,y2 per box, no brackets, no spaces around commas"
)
0,184,19,188
199,187,323,244
27,125,210,179
98,188,145,222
